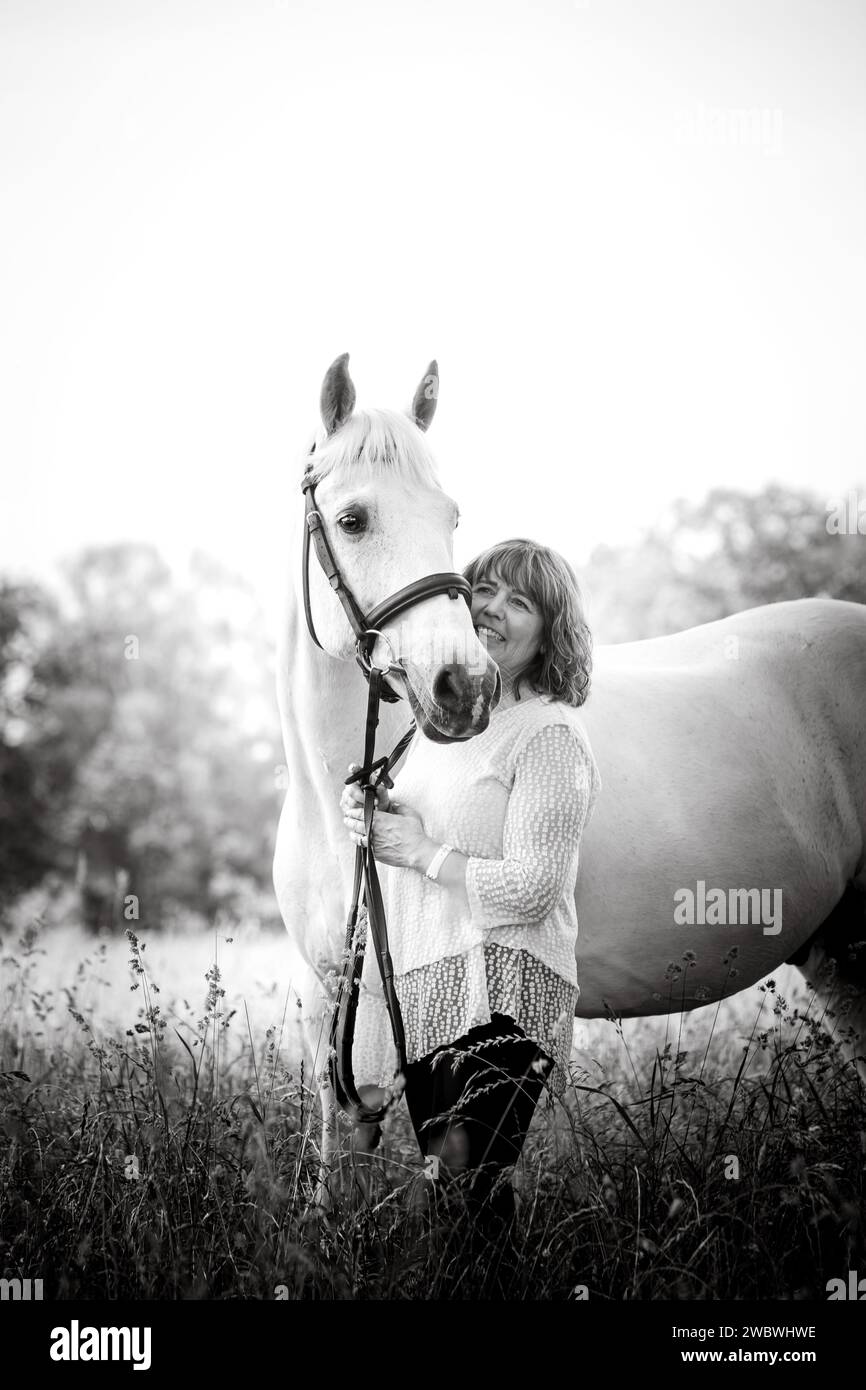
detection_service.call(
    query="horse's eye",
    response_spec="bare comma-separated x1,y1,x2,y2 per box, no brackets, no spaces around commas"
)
337,513,365,534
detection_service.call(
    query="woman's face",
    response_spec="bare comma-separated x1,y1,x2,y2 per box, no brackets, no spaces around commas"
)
470,570,545,682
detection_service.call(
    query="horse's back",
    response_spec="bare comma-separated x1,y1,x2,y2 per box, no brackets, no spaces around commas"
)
594,597,866,668
574,598,866,1017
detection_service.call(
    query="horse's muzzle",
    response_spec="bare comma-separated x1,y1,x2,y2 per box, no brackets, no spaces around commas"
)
406,659,501,743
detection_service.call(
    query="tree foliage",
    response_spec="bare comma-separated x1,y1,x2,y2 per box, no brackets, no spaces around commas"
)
582,485,866,643
0,545,283,929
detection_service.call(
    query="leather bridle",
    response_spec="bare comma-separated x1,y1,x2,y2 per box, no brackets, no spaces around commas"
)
300,466,472,1123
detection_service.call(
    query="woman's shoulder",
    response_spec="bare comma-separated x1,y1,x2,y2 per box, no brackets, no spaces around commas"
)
512,696,602,791
512,691,591,739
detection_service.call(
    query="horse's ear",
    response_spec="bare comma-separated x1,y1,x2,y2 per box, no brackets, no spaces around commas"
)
320,353,356,435
410,360,439,432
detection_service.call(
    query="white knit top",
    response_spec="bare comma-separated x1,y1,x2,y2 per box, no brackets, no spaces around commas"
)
351,690,601,1094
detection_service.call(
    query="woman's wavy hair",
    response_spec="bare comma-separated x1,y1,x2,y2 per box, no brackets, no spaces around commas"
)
464,538,592,707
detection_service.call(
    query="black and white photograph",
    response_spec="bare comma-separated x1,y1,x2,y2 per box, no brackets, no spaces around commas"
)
1,0,865,1356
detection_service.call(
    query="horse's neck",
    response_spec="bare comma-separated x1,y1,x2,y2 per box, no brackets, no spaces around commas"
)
278,592,409,841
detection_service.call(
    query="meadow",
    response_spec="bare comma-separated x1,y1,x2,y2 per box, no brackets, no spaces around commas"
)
1,916,863,1300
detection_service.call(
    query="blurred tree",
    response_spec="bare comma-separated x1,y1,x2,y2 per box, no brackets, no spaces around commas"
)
582,484,866,643
0,546,283,930
0,579,67,899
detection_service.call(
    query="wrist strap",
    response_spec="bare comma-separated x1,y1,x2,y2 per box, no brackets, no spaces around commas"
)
424,843,454,882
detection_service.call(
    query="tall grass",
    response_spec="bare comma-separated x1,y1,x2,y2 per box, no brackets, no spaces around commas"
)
0,921,863,1300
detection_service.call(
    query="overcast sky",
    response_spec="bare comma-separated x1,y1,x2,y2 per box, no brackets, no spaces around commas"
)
2,0,864,622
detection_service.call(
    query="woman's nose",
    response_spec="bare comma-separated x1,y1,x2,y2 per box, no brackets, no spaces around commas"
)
483,593,506,618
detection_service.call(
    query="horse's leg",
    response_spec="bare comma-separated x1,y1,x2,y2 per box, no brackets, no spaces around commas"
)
314,1075,340,1211
298,975,390,1208
349,1087,387,1204
790,882,866,1084
303,1041,386,1209
295,971,345,1211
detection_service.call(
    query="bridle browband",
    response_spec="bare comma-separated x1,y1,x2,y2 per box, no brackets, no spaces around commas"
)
300,463,473,1123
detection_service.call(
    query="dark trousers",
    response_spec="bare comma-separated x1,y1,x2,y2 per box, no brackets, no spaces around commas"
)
403,1013,551,1234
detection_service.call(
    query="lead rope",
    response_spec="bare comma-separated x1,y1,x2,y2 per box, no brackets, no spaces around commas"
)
328,669,416,1124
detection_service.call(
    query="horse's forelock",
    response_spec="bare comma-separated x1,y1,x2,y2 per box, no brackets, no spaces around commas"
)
305,409,440,491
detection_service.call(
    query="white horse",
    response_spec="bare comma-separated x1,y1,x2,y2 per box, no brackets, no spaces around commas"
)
273,356,498,1191
275,356,866,1196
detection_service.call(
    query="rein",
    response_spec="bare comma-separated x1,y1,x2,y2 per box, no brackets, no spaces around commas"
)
300,468,471,1123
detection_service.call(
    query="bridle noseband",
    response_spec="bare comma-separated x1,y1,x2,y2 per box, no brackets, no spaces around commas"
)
300,465,473,1123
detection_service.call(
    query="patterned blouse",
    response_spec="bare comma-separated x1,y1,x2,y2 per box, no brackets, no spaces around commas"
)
352,690,601,1096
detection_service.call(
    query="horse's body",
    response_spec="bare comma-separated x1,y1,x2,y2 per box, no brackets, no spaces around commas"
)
574,599,866,1018
275,358,866,1193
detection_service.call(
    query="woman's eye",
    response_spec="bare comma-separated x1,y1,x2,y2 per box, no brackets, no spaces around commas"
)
337,514,364,533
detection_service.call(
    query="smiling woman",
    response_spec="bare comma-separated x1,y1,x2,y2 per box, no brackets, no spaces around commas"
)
464,539,593,708
472,575,545,677
342,537,600,1251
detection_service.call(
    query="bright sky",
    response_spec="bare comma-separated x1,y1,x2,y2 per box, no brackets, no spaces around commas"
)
2,0,865,622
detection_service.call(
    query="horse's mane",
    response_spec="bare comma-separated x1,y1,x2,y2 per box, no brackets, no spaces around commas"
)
305,408,441,490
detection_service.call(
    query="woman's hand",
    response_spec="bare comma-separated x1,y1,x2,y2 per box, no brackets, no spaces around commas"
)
340,764,391,817
341,765,435,871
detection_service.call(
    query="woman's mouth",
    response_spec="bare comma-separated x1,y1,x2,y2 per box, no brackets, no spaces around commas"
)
475,624,505,645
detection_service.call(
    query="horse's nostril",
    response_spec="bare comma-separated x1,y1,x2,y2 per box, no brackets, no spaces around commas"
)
432,664,466,713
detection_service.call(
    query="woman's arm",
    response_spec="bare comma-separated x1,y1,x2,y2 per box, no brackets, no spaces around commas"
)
340,725,597,927
435,723,596,926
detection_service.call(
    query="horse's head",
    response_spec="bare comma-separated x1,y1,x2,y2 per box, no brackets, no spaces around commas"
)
296,354,500,740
